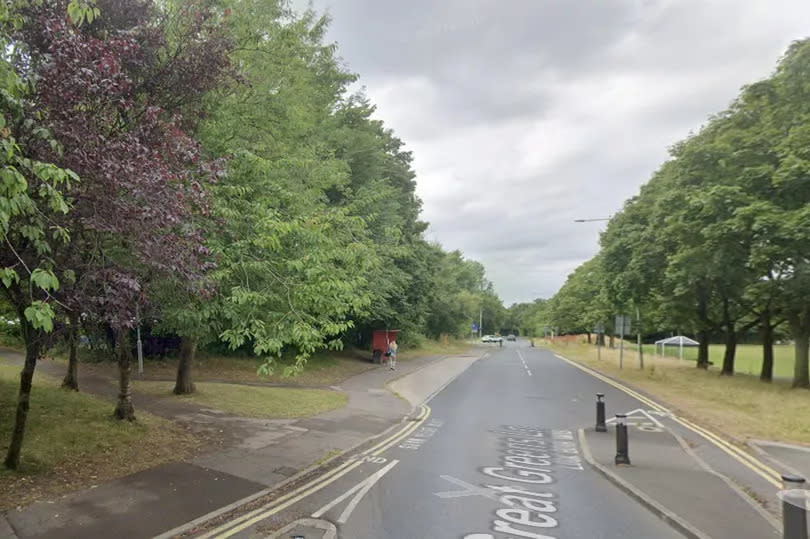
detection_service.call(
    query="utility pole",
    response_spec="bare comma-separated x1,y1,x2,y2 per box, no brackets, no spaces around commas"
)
479,308,483,338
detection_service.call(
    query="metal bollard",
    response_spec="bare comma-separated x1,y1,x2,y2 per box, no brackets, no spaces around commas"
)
614,413,630,465
595,393,607,432
781,474,807,539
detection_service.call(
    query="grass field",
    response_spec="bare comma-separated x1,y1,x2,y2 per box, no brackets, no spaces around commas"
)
0,364,198,511
633,343,795,378
547,340,810,445
134,381,348,418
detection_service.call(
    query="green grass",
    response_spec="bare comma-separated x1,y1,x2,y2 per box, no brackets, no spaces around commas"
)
72,339,473,387
134,381,348,418
548,341,810,445
637,343,795,377
74,349,377,387
398,338,473,359
0,364,197,511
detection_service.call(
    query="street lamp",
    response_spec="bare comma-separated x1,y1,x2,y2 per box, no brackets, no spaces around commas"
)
573,217,610,222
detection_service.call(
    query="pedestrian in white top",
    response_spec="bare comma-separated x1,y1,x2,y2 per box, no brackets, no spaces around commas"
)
387,339,398,370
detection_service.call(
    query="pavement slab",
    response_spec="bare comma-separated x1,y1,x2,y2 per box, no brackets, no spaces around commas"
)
5,463,265,539
582,425,780,539
752,440,810,481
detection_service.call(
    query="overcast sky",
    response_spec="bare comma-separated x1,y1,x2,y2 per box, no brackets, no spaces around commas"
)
293,0,810,305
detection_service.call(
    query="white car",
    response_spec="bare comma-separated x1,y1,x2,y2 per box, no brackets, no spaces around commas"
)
481,335,503,343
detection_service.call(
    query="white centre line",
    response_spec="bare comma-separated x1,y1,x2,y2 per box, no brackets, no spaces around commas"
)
516,349,532,376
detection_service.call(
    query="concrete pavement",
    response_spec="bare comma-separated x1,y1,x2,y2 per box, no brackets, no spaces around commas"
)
581,425,779,538
1,348,485,539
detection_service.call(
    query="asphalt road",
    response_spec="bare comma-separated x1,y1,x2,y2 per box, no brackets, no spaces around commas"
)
212,342,683,539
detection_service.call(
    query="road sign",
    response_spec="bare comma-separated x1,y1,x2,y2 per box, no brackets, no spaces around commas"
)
614,315,632,336
472,323,479,331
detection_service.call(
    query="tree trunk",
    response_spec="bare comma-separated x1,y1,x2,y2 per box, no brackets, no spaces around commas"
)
586,332,592,344
608,334,615,349
791,315,810,389
597,332,605,346
696,329,710,369
4,327,42,470
113,330,136,421
696,286,710,369
721,328,737,376
760,310,774,382
62,313,79,391
173,336,198,395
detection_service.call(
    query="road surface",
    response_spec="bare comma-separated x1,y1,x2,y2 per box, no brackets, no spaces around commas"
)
199,342,683,538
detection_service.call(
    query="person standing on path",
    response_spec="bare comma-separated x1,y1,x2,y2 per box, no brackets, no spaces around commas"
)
388,339,398,370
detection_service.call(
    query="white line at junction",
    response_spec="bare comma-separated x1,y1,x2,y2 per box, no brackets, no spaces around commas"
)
312,459,399,524
516,349,532,376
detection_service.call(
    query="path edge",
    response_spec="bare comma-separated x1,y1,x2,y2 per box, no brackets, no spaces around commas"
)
577,428,711,539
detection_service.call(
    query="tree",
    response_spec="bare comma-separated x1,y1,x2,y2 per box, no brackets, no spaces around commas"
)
13,0,232,424
1,2,80,470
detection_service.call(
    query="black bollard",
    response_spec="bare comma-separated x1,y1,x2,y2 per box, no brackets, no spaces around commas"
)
595,393,607,432
781,474,808,539
614,413,630,465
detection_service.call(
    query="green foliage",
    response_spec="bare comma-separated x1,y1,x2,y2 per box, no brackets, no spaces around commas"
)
67,1,101,26
543,38,810,383
0,5,78,334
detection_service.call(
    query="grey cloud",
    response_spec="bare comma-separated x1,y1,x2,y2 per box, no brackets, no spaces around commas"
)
296,0,810,305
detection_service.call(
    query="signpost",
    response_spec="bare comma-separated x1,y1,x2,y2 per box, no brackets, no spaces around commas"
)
471,323,479,340
594,324,604,361
615,315,631,369
636,306,643,370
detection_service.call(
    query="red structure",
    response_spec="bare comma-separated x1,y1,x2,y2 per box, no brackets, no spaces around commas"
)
371,329,399,363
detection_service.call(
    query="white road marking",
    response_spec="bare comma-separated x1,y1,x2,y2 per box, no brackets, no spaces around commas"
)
433,475,504,502
606,408,666,433
516,349,532,376
312,459,399,524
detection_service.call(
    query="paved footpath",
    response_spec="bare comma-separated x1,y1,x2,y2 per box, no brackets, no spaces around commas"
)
0,348,484,539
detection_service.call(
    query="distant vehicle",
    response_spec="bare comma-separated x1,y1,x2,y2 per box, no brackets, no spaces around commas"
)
481,335,503,343
506,334,516,341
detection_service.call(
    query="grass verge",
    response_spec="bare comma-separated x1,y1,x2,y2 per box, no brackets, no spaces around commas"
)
546,341,810,445
0,364,199,511
133,381,348,419
73,348,377,387
398,338,473,360
66,339,474,387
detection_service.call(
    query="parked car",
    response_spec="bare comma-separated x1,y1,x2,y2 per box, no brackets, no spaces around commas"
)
506,334,516,341
481,334,503,343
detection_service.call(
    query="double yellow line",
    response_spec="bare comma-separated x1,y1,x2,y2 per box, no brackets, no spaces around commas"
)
553,353,782,489
364,404,431,457
201,404,430,538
